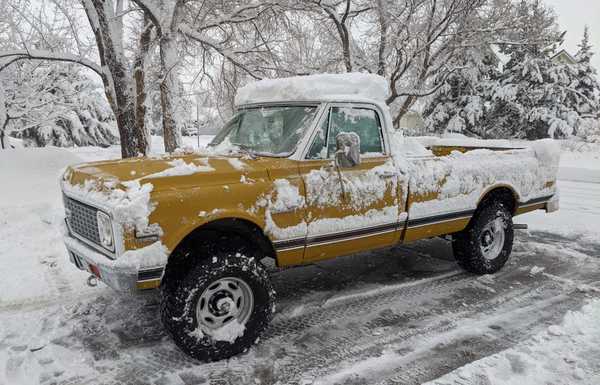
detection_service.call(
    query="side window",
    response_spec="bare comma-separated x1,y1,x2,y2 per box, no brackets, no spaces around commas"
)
306,111,329,159
327,107,384,157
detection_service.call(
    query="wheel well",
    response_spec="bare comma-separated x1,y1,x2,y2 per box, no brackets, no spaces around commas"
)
162,218,276,289
477,187,518,215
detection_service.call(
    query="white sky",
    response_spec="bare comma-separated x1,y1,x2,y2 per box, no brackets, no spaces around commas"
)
544,0,600,71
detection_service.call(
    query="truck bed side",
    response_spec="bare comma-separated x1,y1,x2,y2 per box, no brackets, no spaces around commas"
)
401,145,558,243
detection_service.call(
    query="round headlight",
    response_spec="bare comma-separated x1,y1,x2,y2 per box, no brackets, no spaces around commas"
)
97,211,114,251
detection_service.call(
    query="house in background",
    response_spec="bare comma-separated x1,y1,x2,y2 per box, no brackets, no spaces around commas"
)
551,49,578,65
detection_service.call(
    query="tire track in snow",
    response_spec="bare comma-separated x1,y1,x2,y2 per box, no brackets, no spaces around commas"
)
18,236,600,385
373,293,585,385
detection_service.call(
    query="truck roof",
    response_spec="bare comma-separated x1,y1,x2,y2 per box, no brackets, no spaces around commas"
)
234,73,390,107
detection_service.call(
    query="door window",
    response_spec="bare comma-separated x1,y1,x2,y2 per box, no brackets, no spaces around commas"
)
306,106,385,159
306,111,330,159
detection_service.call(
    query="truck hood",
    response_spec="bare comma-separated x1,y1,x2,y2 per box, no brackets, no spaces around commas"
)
63,154,271,192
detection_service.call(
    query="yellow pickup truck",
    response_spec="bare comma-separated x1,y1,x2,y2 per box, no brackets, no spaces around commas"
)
60,74,559,360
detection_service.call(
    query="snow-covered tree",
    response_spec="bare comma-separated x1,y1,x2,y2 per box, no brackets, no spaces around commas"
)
487,0,578,139
1,61,118,148
274,0,522,128
572,26,600,139
0,0,152,156
423,48,501,137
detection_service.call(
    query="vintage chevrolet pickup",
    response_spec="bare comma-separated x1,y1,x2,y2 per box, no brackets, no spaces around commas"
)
60,73,560,360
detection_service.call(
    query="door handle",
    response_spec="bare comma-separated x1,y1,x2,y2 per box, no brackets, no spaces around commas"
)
380,171,397,178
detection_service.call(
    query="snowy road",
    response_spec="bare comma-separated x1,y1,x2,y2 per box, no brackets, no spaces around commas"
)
0,146,599,385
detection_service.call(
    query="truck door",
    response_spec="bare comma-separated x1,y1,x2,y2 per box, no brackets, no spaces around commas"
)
300,104,407,262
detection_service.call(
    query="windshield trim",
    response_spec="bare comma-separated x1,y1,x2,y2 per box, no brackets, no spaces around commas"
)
209,103,321,158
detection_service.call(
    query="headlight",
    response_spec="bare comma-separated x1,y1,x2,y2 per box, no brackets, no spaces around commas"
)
97,211,114,251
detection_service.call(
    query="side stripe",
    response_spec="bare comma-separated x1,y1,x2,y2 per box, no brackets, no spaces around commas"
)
406,209,475,229
518,194,554,207
272,238,305,251
273,194,556,252
272,222,397,251
307,222,398,245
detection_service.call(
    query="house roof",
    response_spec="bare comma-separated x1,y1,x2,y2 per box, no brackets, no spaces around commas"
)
551,49,578,64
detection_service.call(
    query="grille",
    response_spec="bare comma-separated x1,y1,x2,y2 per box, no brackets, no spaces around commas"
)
64,195,101,246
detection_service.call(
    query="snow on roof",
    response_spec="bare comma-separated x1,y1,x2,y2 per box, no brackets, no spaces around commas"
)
235,73,390,106
551,49,578,65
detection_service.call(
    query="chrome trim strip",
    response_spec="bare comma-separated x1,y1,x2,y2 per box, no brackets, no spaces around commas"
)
273,244,306,252
305,227,397,248
406,209,475,229
518,194,554,207
272,222,398,251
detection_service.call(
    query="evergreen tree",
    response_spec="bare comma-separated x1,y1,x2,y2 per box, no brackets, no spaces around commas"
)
489,0,578,139
423,48,501,137
573,26,600,122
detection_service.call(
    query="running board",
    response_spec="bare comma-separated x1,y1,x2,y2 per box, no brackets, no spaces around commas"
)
514,224,528,230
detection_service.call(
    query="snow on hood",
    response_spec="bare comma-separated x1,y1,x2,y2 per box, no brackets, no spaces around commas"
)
60,154,269,239
63,154,269,192
235,73,390,106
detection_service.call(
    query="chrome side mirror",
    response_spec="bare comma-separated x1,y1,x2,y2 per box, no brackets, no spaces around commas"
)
335,132,360,167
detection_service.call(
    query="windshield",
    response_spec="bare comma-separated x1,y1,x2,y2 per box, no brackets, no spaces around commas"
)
209,105,318,156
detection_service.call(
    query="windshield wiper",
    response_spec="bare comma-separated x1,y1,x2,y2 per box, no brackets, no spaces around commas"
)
234,143,258,159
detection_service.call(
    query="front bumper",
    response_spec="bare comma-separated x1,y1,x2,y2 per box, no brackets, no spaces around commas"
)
64,234,163,291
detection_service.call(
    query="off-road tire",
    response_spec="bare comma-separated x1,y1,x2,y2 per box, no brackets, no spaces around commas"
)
452,200,514,275
160,249,275,361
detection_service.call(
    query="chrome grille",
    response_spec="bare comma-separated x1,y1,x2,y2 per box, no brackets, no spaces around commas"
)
64,195,101,245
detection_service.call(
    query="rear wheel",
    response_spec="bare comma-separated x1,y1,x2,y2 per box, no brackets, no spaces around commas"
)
160,249,275,361
452,201,514,274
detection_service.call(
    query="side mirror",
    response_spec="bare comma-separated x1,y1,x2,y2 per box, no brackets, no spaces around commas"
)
335,132,360,167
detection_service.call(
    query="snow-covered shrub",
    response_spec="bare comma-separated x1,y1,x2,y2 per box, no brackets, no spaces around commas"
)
3,62,119,148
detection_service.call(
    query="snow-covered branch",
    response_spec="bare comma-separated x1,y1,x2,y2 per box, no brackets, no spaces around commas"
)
179,24,262,80
0,50,102,75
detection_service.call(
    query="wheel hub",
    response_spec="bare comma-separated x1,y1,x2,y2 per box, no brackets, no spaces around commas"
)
480,217,506,261
196,277,254,331
482,231,494,246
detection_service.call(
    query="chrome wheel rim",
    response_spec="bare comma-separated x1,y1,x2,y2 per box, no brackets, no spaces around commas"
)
480,217,506,261
196,277,254,331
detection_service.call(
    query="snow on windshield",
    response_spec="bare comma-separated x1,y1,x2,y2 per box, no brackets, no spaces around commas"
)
209,105,318,156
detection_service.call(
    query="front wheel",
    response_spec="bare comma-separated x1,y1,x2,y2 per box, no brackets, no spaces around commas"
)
160,251,275,361
452,201,514,275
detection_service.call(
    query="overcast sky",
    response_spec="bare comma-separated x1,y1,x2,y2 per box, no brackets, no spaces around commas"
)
544,0,600,71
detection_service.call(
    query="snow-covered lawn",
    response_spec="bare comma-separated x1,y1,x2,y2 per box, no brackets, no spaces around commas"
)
0,136,213,304
0,138,598,384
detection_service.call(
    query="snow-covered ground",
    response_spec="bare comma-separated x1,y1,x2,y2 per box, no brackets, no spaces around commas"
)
425,300,600,385
0,137,598,385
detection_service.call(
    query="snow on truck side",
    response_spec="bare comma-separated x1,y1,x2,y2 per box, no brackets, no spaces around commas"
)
59,73,560,361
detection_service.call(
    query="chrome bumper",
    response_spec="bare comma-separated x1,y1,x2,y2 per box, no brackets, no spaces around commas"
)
63,234,163,291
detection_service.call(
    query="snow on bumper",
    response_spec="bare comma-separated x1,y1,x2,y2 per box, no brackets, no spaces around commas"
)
63,234,165,291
